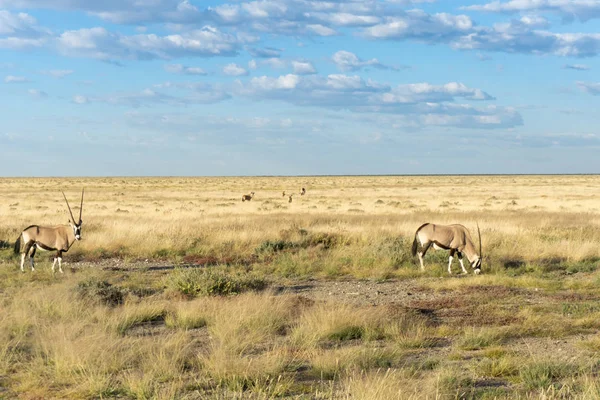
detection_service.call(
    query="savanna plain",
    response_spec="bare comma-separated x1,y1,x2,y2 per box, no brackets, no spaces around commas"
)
2,175,600,400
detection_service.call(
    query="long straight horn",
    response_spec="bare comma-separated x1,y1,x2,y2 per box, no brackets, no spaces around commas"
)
79,188,84,223
477,222,482,261
62,191,76,223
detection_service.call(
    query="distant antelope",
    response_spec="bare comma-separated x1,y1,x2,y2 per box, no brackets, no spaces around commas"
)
288,193,294,203
282,191,286,197
14,190,84,273
300,188,306,196
242,192,255,202
411,223,482,275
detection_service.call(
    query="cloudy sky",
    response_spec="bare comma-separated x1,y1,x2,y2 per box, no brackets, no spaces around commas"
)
1,0,600,176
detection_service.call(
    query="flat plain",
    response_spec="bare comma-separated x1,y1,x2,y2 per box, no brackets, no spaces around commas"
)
1,175,600,399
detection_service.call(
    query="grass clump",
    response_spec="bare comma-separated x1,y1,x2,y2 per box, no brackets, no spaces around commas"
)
255,240,298,254
166,267,267,298
115,304,168,335
75,278,125,307
328,325,365,341
519,361,576,390
458,327,504,350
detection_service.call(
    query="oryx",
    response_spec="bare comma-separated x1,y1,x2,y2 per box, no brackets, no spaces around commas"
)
242,192,255,202
411,223,482,275
300,188,306,196
14,189,84,273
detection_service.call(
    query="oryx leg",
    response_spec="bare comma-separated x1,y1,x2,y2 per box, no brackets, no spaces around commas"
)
418,242,432,271
21,241,34,272
57,251,63,274
457,251,468,274
52,251,64,274
448,249,456,275
29,245,37,271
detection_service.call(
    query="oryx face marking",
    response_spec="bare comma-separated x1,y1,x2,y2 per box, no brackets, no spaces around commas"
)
73,222,82,241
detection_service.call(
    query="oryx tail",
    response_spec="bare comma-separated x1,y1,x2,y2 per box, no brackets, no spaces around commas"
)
411,223,429,257
14,233,21,255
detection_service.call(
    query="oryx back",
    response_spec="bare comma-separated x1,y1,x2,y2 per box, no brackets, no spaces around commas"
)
20,225,72,252
415,223,473,252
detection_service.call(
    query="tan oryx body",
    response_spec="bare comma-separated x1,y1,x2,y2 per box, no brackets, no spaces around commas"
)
300,188,306,196
14,190,84,273
411,223,482,275
242,192,255,202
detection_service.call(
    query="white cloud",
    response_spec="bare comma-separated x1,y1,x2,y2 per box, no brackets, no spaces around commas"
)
332,50,403,72
73,94,89,104
0,10,49,49
78,83,231,107
247,74,300,90
563,64,590,70
576,81,600,95
463,1,600,22
223,63,248,76
28,88,48,98
306,24,337,36
0,10,41,35
248,59,257,70
164,63,207,75
4,75,28,83
363,11,473,41
233,74,518,129
291,60,316,75
247,46,282,58
57,26,244,61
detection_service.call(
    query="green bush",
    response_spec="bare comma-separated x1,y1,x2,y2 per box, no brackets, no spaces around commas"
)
519,362,574,390
75,278,125,307
167,268,267,297
255,240,297,254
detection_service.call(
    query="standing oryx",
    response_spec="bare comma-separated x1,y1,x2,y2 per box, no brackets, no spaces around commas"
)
411,223,482,275
14,189,84,273
242,192,255,202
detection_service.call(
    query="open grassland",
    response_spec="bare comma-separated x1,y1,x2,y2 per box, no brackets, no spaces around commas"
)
1,175,600,399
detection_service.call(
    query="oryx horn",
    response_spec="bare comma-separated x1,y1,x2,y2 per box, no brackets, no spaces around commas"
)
62,191,76,223
477,222,482,261
79,188,84,224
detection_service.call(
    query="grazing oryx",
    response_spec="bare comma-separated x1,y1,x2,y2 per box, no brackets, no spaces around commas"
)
14,190,84,273
411,223,482,275
300,187,306,196
242,192,255,202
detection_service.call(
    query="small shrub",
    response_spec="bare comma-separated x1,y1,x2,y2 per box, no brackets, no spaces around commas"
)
255,240,297,254
458,328,503,350
75,278,125,307
116,307,168,335
328,326,364,341
520,362,574,390
167,268,267,298
165,313,207,330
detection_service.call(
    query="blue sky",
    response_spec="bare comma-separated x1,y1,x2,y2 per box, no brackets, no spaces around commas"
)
1,0,599,176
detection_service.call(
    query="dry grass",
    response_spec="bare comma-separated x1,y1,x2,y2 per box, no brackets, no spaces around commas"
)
1,175,600,398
